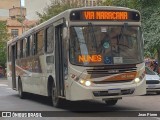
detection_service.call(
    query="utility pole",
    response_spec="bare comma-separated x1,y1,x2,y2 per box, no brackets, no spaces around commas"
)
20,0,23,33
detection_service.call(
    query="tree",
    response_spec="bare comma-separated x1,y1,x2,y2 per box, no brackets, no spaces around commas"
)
103,1,160,61
0,21,9,68
102,0,141,8
37,1,77,23
37,0,160,67
141,4,160,68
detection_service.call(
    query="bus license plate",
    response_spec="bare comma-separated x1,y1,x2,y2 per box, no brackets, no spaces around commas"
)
108,89,121,94
148,85,155,88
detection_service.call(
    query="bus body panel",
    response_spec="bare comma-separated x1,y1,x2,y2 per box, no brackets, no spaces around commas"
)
69,77,146,101
66,62,146,100
7,6,146,103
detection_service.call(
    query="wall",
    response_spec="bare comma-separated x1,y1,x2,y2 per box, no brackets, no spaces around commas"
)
0,0,20,9
7,26,23,37
25,0,51,20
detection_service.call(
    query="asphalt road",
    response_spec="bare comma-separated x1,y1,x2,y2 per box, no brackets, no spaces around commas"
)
0,79,160,120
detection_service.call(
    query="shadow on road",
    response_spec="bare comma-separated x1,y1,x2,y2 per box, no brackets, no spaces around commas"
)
142,92,160,96
12,93,143,112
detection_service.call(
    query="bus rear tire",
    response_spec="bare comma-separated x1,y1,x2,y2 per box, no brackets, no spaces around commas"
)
18,78,26,99
156,91,160,95
51,85,63,108
105,99,118,106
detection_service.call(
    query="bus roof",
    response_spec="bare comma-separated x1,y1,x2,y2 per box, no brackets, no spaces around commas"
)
7,6,139,45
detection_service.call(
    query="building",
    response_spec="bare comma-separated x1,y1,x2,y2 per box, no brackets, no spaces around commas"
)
7,6,26,38
0,0,20,9
25,0,104,20
62,0,103,6
0,9,9,21
7,6,37,38
0,0,20,20
0,0,37,38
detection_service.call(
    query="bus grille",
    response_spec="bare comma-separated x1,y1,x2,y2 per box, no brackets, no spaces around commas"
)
87,65,136,74
86,64,137,78
93,89,135,97
92,80,133,84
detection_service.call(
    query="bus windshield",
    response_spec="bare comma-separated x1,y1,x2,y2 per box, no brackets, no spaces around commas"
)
69,25,143,66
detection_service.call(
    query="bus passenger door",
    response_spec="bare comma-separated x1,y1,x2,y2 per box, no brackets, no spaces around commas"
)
54,20,65,97
11,45,16,89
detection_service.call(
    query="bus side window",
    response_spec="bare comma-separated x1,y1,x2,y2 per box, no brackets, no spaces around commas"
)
46,26,54,53
20,40,23,58
8,46,11,62
33,34,37,55
7,46,9,61
23,38,27,58
26,37,30,57
15,42,17,59
17,41,20,59
30,35,33,56
37,30,44,55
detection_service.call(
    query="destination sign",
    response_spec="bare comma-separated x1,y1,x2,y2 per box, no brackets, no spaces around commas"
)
78,55,102,63
83,11,128,20
70,10,140,21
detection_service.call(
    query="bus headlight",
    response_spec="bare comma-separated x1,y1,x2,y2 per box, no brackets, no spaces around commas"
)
79,79,91,87
134,78,140,83
85,81,91,87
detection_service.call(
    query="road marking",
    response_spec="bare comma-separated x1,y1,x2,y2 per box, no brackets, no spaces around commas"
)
154,117,160,120
6,88,12,89
0,84,8,87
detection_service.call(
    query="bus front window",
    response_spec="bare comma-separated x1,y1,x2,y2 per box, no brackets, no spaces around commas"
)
69,26,143,66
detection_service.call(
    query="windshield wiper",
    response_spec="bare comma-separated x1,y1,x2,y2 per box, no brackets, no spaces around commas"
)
117,23,130,50
88,22,98,52
118,23,128,43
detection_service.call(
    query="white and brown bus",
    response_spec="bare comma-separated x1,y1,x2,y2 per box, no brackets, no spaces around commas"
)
7,6,146,107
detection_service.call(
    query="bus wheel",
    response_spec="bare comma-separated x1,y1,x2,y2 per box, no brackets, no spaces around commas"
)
104,99,118,106
18,78,26,99
51,86,63,108
156,91,160,95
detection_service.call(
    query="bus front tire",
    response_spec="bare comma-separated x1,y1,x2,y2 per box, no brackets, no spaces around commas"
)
105,99,118,106
51,86,63,108
18,79,26,99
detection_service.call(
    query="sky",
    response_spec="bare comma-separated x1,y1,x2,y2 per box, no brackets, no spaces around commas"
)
21,0,25,6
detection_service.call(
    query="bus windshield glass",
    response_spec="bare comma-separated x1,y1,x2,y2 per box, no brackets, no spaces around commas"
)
69,25,143,66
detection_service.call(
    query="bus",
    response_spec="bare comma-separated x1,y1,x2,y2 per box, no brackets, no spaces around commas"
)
7,6,146,107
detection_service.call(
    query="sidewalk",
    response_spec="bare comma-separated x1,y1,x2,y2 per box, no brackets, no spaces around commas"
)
0,77,8,85
0,77,7,80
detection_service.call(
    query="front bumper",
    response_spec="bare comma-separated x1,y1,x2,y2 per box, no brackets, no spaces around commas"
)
69,78,146,101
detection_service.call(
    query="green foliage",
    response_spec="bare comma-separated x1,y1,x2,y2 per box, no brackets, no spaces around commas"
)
103,0,160,59
102,0,141,9
0,21,9,43
37,1,76,23
17,17,25,23
37,0,160,60
0,44,7,68
0,21,9,68
141,3,160,59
